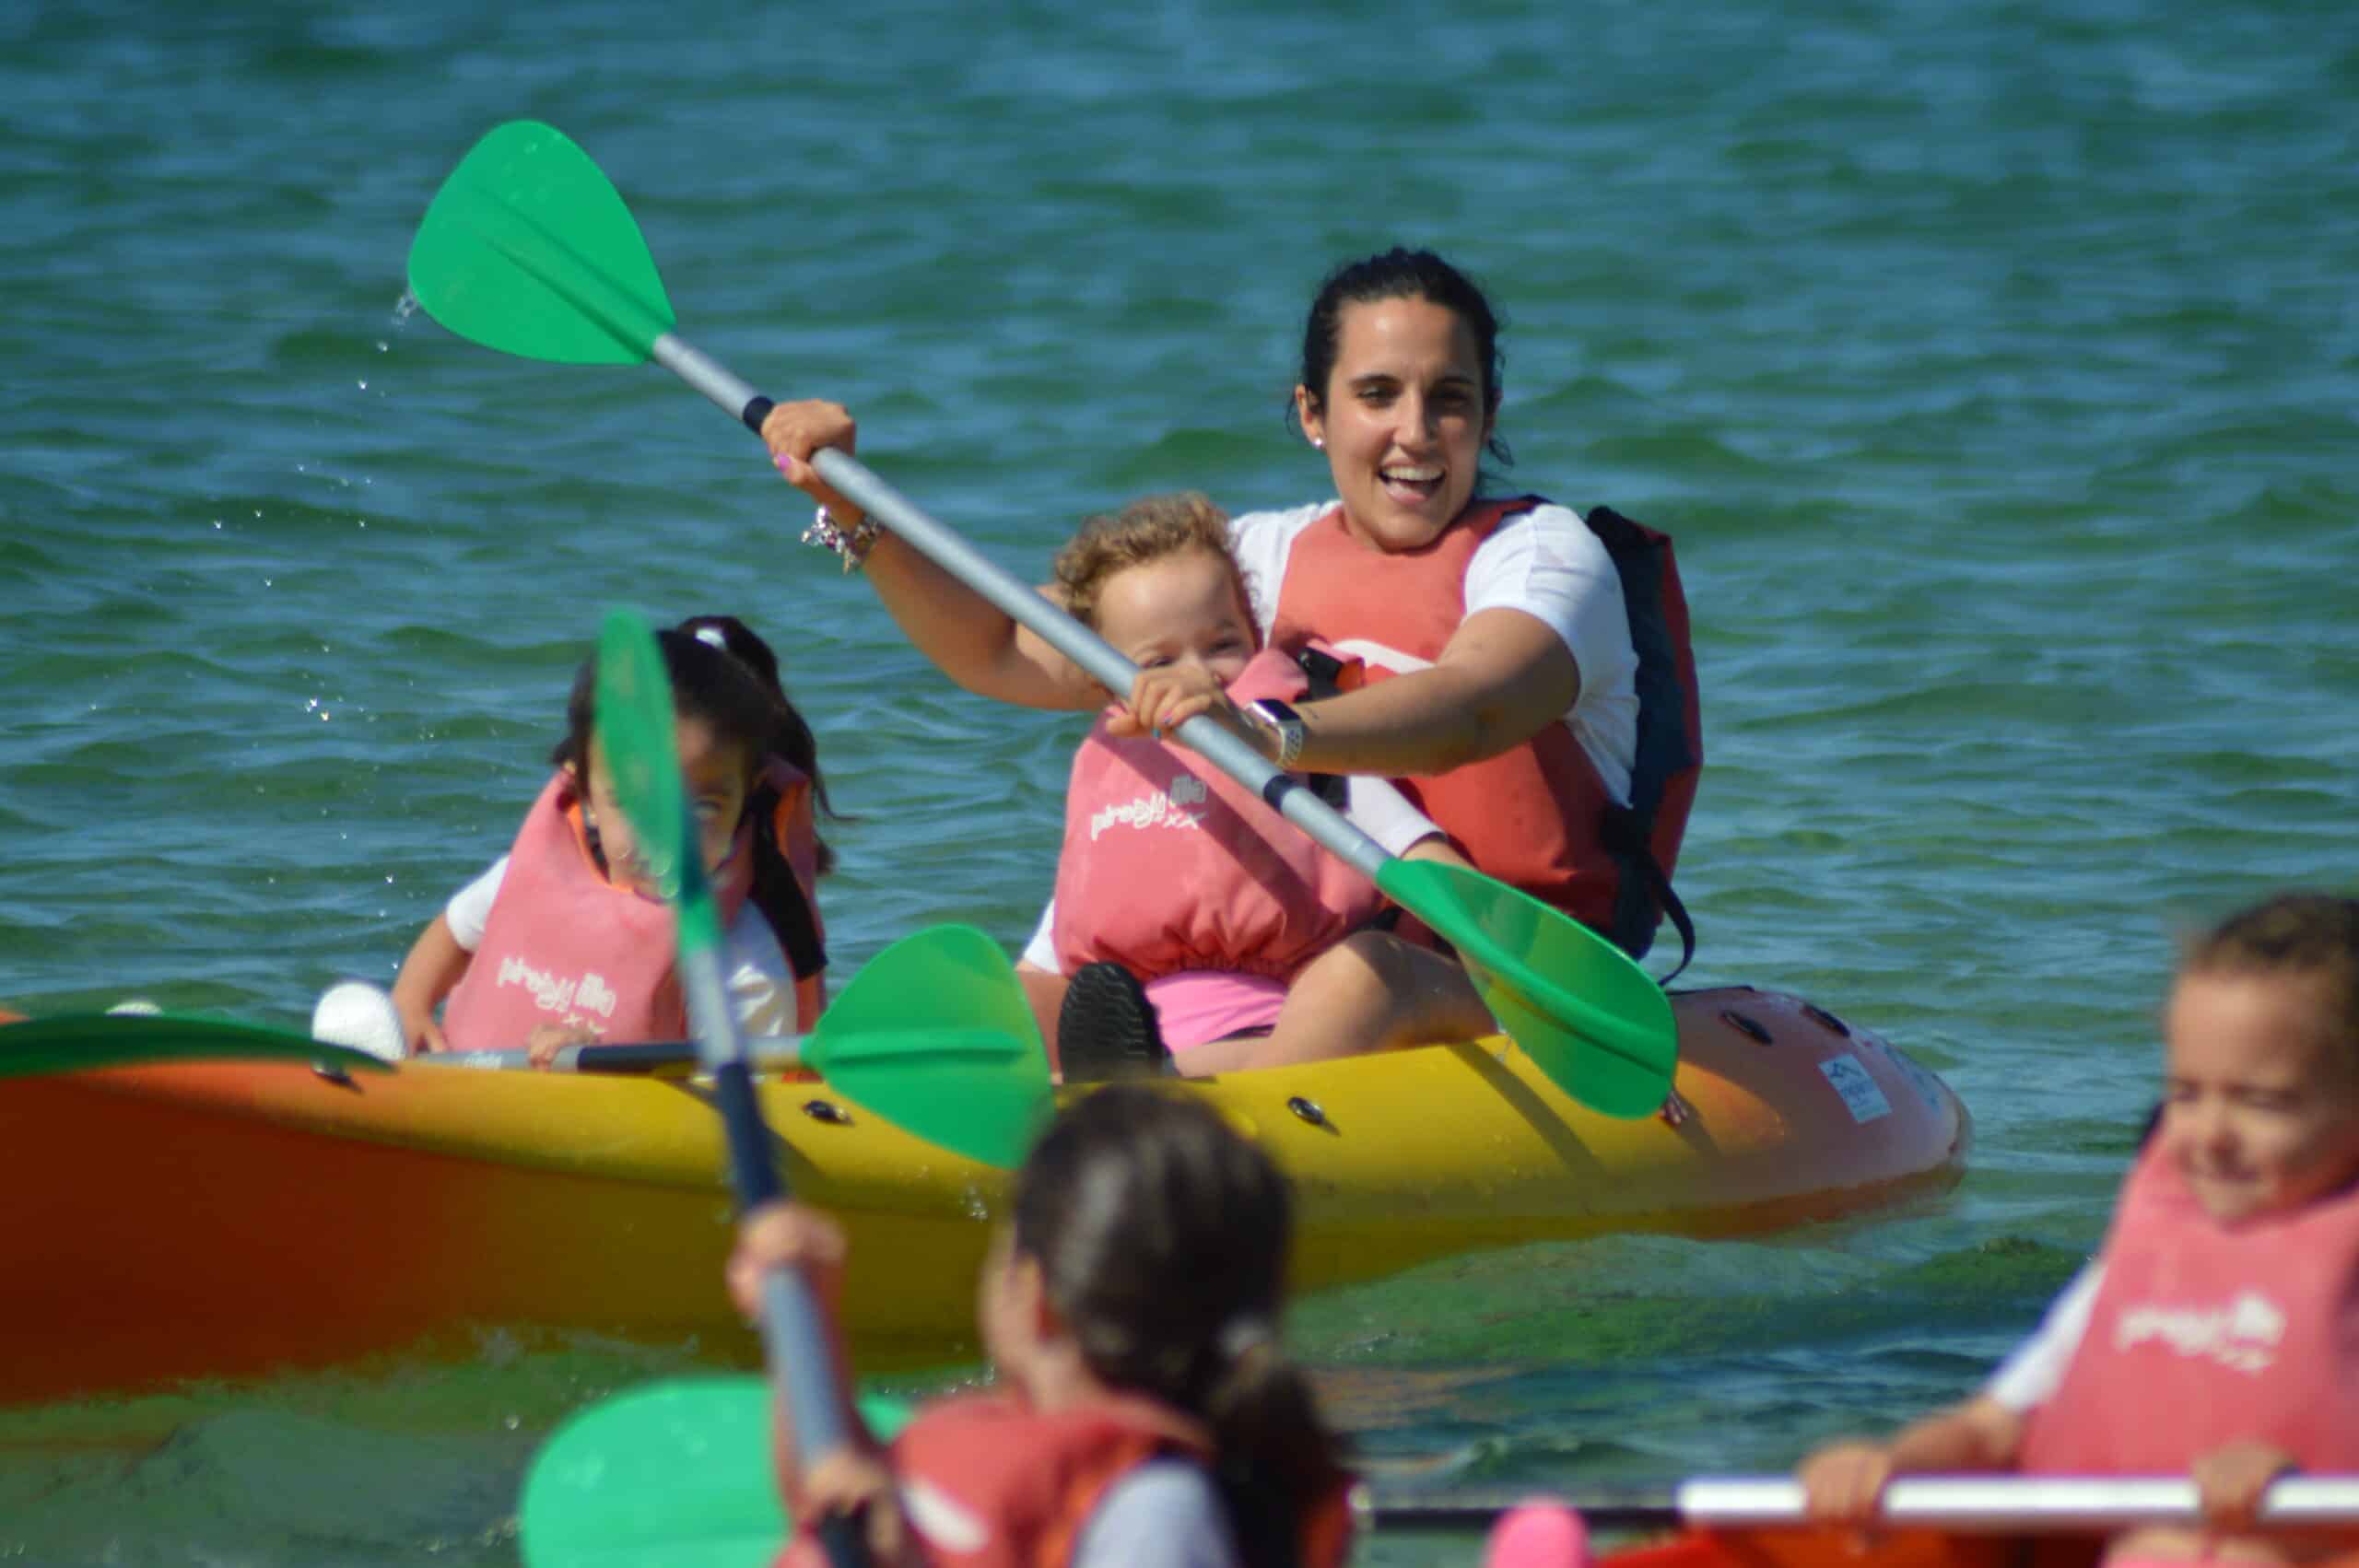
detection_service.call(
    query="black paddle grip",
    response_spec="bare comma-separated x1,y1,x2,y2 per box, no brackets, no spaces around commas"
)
741,395,775,434
816,1510,869,1568
713,1059,785,1210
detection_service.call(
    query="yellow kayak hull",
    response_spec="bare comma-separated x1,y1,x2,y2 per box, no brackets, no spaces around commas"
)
0,987,1966,1404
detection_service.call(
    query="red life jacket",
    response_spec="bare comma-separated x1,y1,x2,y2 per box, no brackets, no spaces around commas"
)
783,1391,1350,1568
2018,1146,2359,1475
1268,497,1701,963
1052,649,1382,984
440,773,754,1051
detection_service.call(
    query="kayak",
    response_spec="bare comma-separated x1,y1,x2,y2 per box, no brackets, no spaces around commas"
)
0,986,1966,1404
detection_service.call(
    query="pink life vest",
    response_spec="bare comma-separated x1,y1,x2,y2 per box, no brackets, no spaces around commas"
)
440,773,753,1051
2017,1145,2359,1475
1051,649,1381,984
1268,497,1701,952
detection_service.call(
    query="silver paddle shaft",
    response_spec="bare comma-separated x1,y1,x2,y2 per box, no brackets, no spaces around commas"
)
648,328,1390,884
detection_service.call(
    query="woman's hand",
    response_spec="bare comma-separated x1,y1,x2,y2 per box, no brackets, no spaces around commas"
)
729,1200,850,1318
524,1022,597,1068
759,400,863,522
2191,1440,2297,1530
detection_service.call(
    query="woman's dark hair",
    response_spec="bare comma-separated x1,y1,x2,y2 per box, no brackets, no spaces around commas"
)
1288,246,1512,468
1013,1087,1347,1568
551,614,839,876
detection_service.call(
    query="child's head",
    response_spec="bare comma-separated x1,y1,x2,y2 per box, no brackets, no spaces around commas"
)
1051,494,1258,686
553,615,837,889
2163,892,2359,1223
983,1086,1343,1568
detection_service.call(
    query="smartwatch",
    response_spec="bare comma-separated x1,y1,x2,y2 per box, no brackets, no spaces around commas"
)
1245,698,1307,770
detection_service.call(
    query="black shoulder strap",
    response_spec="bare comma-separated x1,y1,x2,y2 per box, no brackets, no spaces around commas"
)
1583,505,1700,982
1290,647,1352,809
746,792,827,981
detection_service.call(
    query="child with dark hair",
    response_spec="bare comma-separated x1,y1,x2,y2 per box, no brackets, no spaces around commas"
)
387,614,838,1059
731,1085,1352,1568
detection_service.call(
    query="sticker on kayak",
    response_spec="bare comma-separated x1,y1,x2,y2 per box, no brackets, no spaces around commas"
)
1882,1043,1949,1115
1819,1054,1892,1124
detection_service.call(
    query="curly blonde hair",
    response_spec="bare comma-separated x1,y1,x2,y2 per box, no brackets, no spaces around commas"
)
1051,492,1254,633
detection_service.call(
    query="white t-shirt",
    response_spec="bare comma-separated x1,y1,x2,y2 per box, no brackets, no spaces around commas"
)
444,856,800,1036
1069,1459,1240,1568
1982,1261,2103,1411
1019,775,1442,976
1225,499,1641,802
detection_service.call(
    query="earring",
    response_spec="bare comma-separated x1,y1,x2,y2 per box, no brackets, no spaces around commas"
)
1311,438,1324,450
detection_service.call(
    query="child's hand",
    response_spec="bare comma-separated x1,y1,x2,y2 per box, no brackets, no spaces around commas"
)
524,1023,597,1068
781,1445,920,1568
729,1201,849,1319
399,1003,449,1055
1109,664,1238,744
2191,1440,2297,1530
759,401,864,523
1797,1440,1897,1525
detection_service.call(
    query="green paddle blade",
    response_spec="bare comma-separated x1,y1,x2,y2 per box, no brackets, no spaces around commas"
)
1377,860,1678,1118
522,1375,913,1568
0,1013,392,1079
594,610,723,955
406,120,673,366
809,925,1052,1170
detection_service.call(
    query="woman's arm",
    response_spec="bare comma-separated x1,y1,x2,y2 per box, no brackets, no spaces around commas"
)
761,401,1101,712
1123,605,1579,777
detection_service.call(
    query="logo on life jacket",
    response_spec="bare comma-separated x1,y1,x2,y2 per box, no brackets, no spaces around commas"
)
1087,775,1210,841
491,954,620,1026
2115,1290,2286,1375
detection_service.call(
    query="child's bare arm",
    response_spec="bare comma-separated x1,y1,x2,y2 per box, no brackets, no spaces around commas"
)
727,1202,879,1521
389,913,471,1053
1798,1396,2025,1523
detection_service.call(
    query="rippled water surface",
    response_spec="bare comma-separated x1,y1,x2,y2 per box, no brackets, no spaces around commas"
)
3,1,2354,1562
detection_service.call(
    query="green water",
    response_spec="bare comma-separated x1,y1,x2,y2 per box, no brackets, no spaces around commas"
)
2,0,2353,1562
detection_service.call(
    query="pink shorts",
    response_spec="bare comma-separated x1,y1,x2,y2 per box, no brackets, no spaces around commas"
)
1143,970,1289,1053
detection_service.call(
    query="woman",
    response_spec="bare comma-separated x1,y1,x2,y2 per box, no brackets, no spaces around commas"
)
764,248,1700,1071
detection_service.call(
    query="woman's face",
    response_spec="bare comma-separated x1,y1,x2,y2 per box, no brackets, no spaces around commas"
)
1296,293,1494,553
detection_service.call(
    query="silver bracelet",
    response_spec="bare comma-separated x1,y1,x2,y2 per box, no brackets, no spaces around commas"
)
801,505,884,573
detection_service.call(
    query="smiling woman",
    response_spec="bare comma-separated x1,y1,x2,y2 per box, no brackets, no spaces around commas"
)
760,247,1704,1069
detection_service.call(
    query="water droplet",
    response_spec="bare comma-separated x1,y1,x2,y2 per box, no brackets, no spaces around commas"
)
503,1413,521,1431
392,290,419,325
375,340,390,353
357,379,368,390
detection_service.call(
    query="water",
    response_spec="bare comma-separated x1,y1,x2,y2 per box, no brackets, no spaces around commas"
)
2,0,2353,1561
